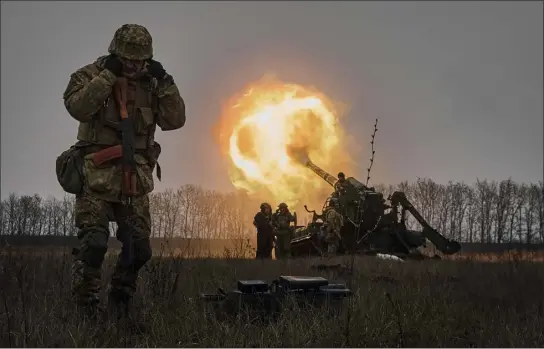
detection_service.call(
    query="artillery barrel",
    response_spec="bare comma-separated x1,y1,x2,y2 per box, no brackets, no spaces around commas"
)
305,159,368,192
305,159,337,188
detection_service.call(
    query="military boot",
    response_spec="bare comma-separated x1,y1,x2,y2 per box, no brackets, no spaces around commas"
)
107,288,148,333
71,256,106,321
107,286,131,318
74,294,107,322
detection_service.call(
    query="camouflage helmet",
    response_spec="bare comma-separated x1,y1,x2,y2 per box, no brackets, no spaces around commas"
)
278,202,288,209
260,202,271,211
338,172,345,179
108,24,153,60
329,197,339,207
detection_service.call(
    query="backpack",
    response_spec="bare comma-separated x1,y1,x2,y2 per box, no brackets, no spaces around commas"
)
55,143,86,195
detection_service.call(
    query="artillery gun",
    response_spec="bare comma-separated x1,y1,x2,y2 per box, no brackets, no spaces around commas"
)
289,154,462,260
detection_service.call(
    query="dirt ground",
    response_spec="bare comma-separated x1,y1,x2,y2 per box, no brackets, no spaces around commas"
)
0,248,543,347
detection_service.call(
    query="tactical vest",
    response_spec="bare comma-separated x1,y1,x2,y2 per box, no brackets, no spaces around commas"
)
275,212,291,229
77,71,158,150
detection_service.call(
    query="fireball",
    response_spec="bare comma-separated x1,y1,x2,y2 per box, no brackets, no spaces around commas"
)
214,75,354,210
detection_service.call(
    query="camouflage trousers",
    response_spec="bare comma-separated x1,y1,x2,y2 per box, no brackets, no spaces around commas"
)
71,192,152,306
274,229,292,260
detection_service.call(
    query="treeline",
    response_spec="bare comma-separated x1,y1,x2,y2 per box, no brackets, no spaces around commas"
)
374,178,544,244
0,178,543,244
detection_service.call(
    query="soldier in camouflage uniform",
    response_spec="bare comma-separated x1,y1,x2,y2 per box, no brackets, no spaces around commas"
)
323,198,344,255
62,24,186,312
334,172,355,197
271,203,295,260
333,172,358,222
253,203,274,259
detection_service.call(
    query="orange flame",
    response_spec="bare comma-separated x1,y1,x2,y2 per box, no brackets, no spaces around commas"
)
214,75,355,212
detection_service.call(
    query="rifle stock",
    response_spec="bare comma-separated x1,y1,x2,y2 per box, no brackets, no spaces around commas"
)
90,145,123,166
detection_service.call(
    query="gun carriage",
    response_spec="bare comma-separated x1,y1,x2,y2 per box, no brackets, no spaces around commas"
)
289,156,461,260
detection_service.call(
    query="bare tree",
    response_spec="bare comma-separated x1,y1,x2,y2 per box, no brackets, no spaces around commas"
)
475,179,497,243
537,181,544,242
412,177,442,228
0,199,5,235
524,184,539,244
163,188,184,239
436,183,451,237
493,179,515,243
149,192,164,238
447,182,468,242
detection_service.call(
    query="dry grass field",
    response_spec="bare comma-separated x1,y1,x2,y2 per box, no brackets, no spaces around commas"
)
449,250,544,262
1,245,543,348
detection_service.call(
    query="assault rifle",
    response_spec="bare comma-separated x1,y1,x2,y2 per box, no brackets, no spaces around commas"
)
81,78,136,267
112,77,136,267
88,78,137,194
200,275,351,322
113,77,137,203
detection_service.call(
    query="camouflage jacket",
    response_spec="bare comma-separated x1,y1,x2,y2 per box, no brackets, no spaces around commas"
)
272,210,295,232
62,56,186,202
253,211,273,235
334,180,355,194
334,180,360,204
325,208,344,235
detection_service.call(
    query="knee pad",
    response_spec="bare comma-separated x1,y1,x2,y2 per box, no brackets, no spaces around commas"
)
133,239,152,270
80,231,108,268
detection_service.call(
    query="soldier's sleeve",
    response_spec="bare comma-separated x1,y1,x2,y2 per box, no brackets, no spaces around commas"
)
254,213,265,228
63,66,117,123
155,76,186,131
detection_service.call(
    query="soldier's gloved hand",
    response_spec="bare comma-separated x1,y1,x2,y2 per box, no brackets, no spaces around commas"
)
104,55,123,77
146,59,167,80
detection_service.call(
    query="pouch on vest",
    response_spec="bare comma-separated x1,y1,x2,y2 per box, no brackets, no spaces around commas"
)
135,107,154,136
82,153,123,200
55,144,85,195
81,152,153,201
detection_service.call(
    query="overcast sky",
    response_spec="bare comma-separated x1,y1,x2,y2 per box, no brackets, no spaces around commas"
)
1,1,542,199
